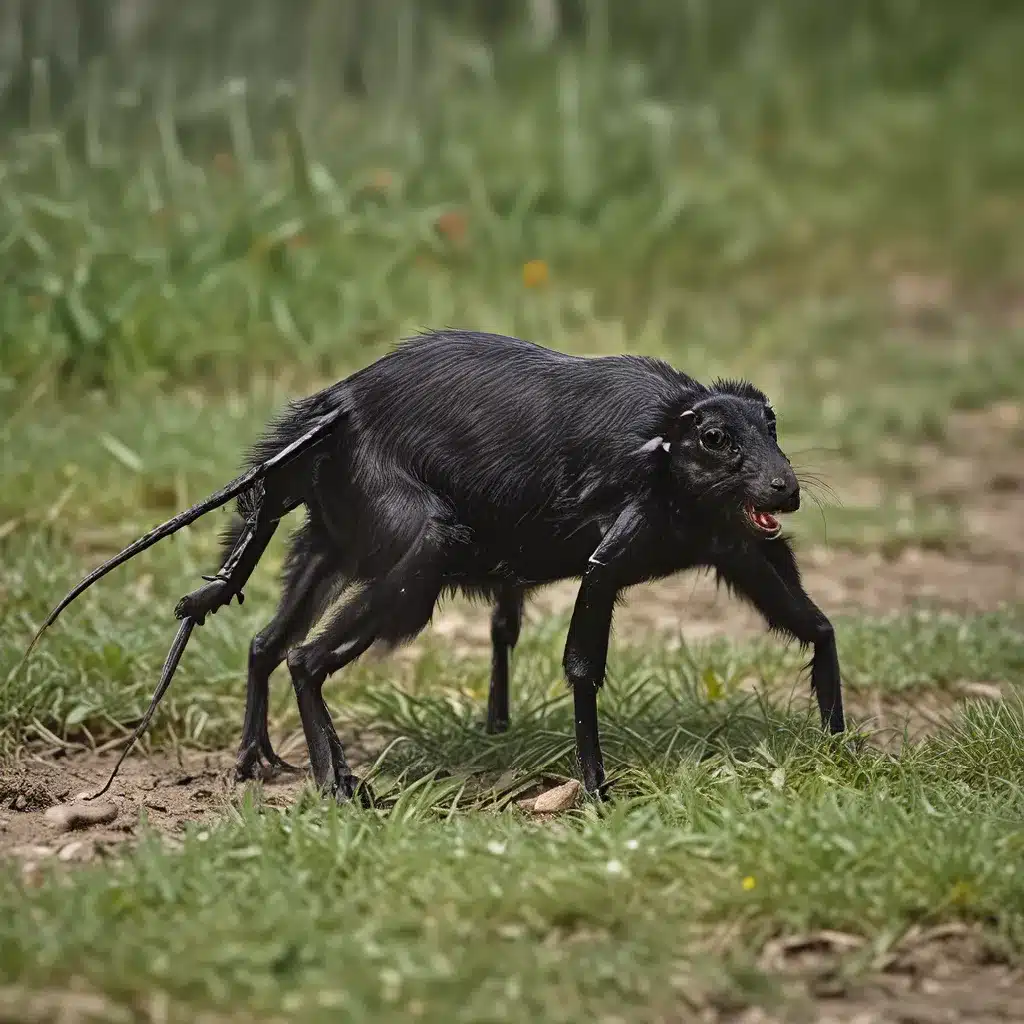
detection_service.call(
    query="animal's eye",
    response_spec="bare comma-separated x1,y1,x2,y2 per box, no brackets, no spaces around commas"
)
701,427,728,451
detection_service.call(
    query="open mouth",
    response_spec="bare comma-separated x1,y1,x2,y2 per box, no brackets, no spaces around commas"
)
744,501,783,539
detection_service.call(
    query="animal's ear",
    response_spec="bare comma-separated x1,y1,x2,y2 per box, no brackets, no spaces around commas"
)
662,409,698,451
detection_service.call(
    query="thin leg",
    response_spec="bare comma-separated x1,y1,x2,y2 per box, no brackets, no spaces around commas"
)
235,544,338,780
487,587,524,734
286,519,446,802
287,629,377,802
562,504,650,795
715,539,844,733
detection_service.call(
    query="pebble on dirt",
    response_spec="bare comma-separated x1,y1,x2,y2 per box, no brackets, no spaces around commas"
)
526,779,583,814
43,801,118,832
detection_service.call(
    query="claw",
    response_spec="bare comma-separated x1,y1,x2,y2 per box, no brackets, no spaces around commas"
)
235,738,301,782
234,744,267,782
332,773,376,808
264,748,299,774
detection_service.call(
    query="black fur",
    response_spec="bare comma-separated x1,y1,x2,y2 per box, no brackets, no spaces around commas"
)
30,330,844,800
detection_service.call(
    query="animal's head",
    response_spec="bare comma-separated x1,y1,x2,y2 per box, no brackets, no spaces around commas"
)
661,379,798,539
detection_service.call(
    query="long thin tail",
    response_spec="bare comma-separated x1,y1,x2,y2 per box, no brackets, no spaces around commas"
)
85,616,196,800
24,404,348,658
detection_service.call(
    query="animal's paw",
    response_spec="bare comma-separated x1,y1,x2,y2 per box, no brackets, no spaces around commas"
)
332,772,376,809
581,763,611,802
175,578,241,623
234,739,299,782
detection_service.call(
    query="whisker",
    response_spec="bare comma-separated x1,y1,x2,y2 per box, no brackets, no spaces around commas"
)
808,486,843,507
796,473,843,507
801,480,844,509
807,489,831,547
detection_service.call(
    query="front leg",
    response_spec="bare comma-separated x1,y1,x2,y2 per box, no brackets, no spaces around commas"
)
563,504,650,795
715,539,844,734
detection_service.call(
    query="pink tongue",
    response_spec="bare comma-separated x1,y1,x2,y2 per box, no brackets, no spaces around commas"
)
756,512,778,529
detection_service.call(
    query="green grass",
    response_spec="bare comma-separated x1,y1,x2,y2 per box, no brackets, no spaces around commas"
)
2,3,1024,1020
1,684,1023,1022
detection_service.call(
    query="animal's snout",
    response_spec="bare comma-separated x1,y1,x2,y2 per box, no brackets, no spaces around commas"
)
768,472,800,513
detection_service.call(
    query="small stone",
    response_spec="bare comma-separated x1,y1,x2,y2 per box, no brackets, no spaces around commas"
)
43,801,118,832
532,779,582,813
992,401,1021,428
14,844,55,859
13,794,27,811
959,682,1003,701
21,862,43,887
58,840,91,862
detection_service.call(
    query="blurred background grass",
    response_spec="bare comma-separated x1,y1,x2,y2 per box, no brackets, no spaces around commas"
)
1,0,1022,390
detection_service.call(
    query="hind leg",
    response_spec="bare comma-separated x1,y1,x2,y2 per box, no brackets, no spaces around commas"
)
235,532,340,781
487,587,524,734
287,520,447,802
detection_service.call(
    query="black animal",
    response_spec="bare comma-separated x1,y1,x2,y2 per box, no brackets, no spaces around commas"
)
27,330,844,801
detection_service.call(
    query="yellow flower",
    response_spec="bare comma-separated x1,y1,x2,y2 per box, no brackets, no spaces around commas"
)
702,667,725,702
742,875,756,891
522,259,549,288
947,880,974,907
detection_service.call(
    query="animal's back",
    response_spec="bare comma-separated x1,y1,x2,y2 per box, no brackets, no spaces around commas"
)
347,331,693,525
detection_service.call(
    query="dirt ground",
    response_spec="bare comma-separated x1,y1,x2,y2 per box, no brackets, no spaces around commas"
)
727,925,1024,1024
1,408,1021,1023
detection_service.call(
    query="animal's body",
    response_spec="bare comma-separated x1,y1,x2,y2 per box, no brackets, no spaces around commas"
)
29,331,845,800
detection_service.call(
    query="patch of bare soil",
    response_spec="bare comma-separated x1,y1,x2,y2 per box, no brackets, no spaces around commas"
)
715,924,1024,1024
842,681,1007,755
0,719,397,869
0,746,296,873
